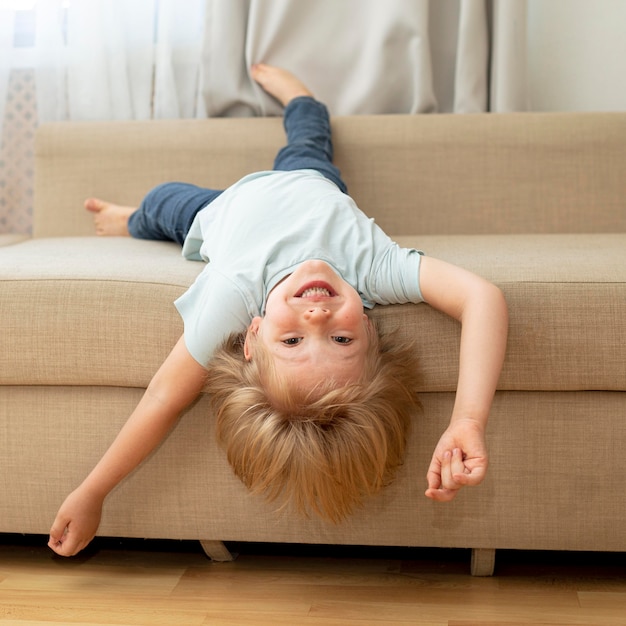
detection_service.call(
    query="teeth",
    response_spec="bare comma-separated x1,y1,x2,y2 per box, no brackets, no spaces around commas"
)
301,287,331,297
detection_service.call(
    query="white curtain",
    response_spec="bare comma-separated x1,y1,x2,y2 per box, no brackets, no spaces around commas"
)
0,0,527,234
31,0,206,122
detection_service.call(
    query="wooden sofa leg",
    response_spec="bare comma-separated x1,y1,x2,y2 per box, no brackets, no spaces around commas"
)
470,548,496,576
199,540,236,562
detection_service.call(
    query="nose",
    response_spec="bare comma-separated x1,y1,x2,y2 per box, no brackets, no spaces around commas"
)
303,306,331,323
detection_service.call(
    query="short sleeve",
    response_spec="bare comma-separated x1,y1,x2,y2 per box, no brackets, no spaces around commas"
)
367,245,424,305
174,269,253,366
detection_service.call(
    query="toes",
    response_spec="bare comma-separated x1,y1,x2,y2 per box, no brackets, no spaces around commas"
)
84,198,106,213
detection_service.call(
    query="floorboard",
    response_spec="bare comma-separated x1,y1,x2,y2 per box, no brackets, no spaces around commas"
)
1,535,625,625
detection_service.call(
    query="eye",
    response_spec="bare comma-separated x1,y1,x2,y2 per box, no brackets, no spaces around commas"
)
332,336,353,344
282,337,302,345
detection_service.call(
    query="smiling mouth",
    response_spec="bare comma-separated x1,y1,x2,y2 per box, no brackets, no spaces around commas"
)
295,281,337,298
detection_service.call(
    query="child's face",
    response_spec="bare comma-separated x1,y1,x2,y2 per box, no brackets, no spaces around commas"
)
245,260,372,390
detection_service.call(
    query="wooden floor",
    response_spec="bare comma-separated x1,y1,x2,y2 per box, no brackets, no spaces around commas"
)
1,535,625,625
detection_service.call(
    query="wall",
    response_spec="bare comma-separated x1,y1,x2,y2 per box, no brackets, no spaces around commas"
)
527,0,626,111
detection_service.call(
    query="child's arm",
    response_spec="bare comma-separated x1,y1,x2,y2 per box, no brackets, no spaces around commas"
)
417,256,508,502
48,335,207,556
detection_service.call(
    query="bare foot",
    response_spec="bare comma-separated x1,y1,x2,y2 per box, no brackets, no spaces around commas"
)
84,198,136,236
251,63,313,107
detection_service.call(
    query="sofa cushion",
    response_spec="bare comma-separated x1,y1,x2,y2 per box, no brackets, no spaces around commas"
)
34,113,626,238
391,233,626,392
1,233,624,392
0,237,201,387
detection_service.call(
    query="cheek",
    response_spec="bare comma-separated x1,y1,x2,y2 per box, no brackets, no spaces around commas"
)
259,306,296,336
343,300,368,325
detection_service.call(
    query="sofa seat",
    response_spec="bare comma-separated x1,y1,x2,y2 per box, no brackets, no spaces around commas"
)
397,233,626,393
0,237,201,388
2,233,624,395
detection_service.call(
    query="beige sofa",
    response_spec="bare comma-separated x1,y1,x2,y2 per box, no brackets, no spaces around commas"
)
1,112,625,575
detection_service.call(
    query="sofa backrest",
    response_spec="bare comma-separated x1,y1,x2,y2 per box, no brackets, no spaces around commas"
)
34,112,626,238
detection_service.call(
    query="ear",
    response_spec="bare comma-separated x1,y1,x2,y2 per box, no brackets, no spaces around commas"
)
244,317,262,361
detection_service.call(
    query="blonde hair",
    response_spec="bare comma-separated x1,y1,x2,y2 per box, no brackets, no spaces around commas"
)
205,322,420,523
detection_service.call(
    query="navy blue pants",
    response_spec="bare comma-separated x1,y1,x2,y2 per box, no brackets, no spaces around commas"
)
127,97,347,245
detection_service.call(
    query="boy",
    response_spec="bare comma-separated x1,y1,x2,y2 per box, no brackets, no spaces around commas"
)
49,65,508,557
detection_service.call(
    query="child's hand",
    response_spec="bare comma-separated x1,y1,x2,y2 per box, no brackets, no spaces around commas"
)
425,418,488,502
48,487,103,557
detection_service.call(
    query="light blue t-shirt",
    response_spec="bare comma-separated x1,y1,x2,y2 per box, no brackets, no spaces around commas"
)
175,169,424,366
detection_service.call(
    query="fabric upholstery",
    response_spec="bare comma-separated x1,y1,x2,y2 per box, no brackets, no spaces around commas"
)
0,234,28,246
2,386,624,552
2,234,624,392
34,113,626,238
2,111,625,562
